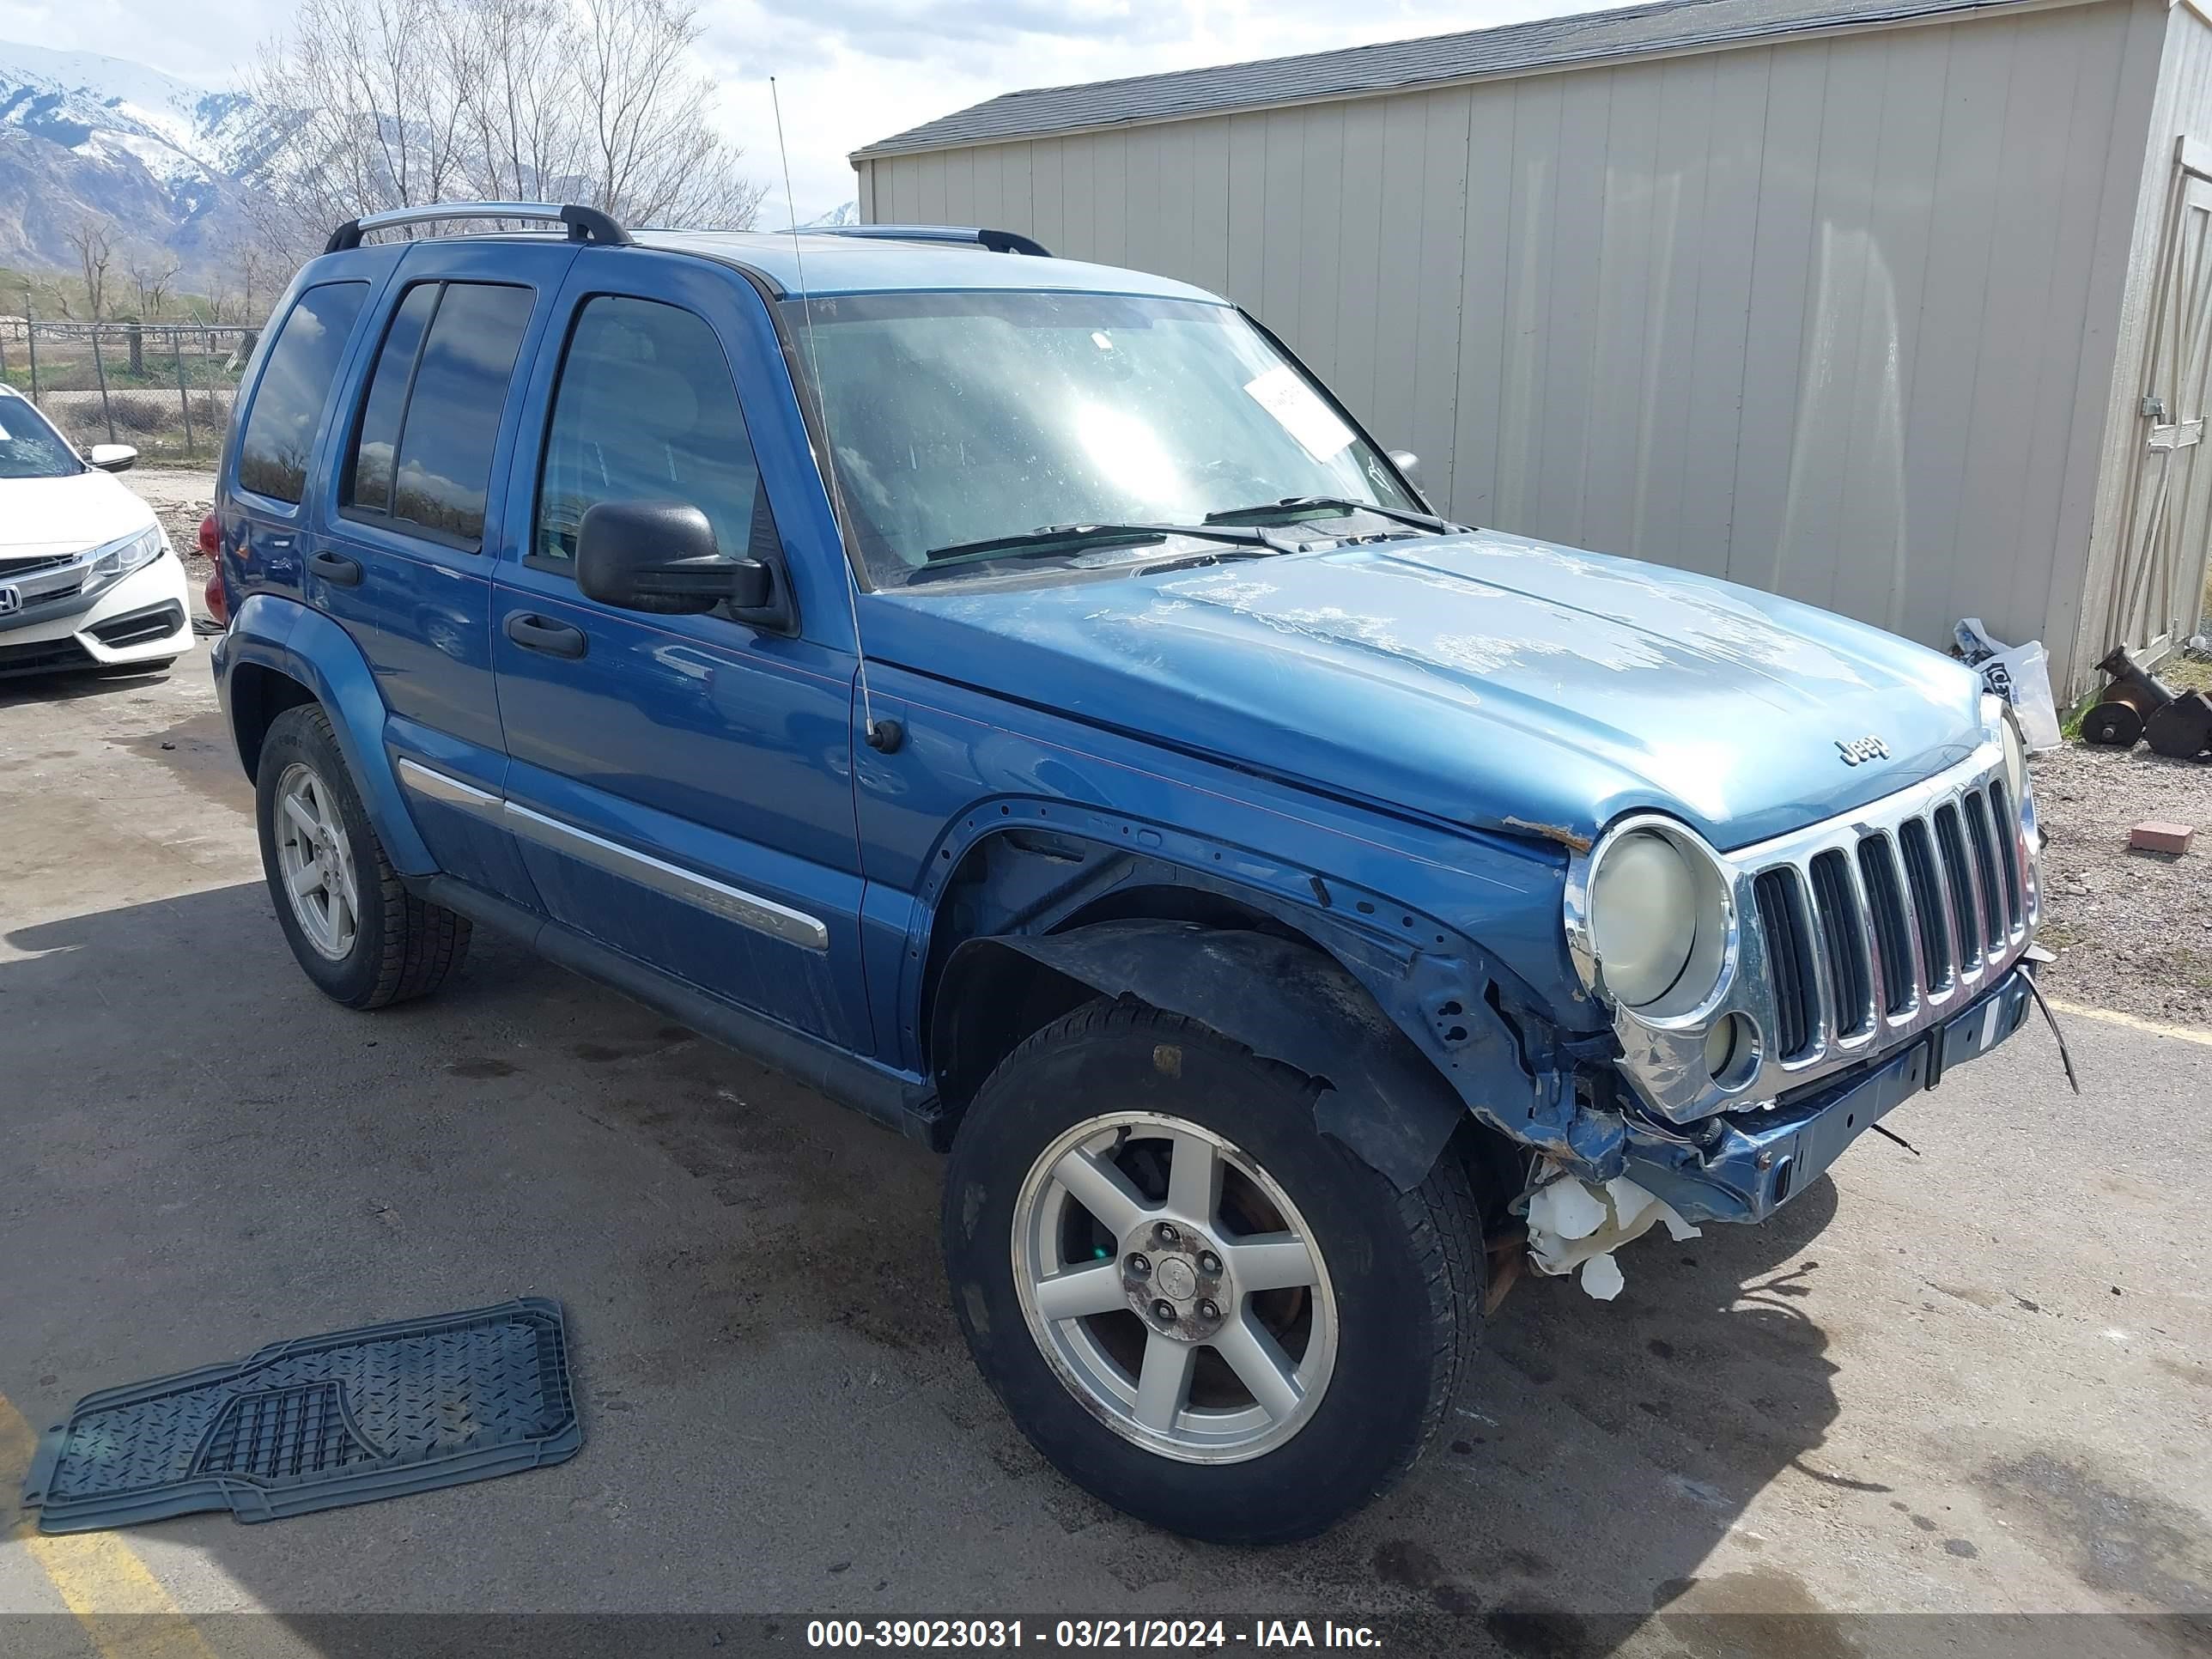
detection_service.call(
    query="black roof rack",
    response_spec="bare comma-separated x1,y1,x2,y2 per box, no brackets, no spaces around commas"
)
785,224,1053,258
325,202,633,255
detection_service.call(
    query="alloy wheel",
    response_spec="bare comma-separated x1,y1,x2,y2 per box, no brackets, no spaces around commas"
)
1011,1111,1338,1463
273,761,360,961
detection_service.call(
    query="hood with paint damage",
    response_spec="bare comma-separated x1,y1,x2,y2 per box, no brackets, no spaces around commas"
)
867,529,1990,852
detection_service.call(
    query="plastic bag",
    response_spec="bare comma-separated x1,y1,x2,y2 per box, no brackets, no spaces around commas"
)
1954,618,2062,751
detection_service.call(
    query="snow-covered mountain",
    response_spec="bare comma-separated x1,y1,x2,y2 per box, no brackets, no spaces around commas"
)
798,200,860,228
0,40,270,283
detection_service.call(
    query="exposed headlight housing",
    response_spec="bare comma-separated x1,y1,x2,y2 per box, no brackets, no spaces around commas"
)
84,526,167,593
1569,817,1735,1019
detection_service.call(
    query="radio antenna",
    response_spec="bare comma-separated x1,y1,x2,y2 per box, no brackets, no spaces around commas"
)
770,76,892,750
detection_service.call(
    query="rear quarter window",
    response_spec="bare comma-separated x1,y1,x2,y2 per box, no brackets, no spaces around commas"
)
236,281,371,505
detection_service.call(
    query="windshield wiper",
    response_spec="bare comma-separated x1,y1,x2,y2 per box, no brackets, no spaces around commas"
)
918,520,1297,571
1204,496,1466,534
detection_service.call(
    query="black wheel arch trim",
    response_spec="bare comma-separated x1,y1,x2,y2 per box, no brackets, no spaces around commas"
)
939,921,1501,1192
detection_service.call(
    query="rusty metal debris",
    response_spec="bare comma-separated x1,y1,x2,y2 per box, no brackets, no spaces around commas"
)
2146,693,2212,759
2085,647,2212,758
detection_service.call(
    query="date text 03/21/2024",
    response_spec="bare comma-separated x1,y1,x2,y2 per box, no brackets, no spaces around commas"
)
804,1619,1384,1649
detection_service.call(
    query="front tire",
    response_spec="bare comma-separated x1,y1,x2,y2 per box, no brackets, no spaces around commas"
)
942,999,1482,1543
255,704,470,1009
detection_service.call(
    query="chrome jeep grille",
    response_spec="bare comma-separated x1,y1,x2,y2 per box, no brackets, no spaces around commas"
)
1569,737,2038,1124
1743,769,2031,1074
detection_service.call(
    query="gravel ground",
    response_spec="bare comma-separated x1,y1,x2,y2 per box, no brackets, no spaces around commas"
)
131,465,216,582
130,465,218,626
2028,730,2212,1028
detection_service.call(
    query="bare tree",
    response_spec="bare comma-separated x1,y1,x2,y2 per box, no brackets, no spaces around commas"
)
125,248,183,319
249,0,763,257
566,0,766,228
247,0,476,260
147,254,181,321
68,223,114,320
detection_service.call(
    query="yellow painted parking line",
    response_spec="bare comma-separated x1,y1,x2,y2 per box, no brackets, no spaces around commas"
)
1,1391,220,1659
2045,998,2212,1049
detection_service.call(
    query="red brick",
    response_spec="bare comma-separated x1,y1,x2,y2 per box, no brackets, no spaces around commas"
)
2129,821,2194,855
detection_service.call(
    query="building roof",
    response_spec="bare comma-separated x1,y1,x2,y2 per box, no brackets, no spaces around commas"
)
853,0,2039,160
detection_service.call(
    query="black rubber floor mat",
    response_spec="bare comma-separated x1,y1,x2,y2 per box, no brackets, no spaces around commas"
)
21,1297,580,1532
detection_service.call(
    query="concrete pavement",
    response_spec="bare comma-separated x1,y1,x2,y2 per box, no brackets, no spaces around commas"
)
1,651,2207,1658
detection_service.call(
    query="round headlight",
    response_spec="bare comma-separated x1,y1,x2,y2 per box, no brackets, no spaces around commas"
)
1587,830,1698,1007
1581,822,1733,1016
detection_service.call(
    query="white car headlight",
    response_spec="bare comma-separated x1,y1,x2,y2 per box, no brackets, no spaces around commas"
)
1577,821,1733,1017
85,526,166,591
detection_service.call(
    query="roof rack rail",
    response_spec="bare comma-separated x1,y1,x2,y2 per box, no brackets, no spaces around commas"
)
325,202,634,255
790,224,1053,258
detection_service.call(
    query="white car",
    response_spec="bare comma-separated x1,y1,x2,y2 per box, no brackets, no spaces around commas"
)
0,385,192,679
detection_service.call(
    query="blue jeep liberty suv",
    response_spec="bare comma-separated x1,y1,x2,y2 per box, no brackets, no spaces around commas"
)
210,203,2045,1543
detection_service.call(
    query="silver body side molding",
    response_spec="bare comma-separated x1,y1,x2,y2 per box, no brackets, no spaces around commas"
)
396,757,501,813
397,758,830,952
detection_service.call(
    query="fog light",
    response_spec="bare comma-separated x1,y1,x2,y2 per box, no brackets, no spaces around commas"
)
1705,1013,1756,1088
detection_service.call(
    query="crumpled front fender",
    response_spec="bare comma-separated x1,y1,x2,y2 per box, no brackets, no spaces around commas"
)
950,921,1469,1191
943,919,1631,1192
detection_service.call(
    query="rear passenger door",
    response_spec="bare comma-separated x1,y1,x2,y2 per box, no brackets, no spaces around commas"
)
490,251,872,1049
313,241,578,902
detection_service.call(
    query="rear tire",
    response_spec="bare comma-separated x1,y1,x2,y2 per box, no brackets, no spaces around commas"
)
255,704,470,1009
942,998,1481,1543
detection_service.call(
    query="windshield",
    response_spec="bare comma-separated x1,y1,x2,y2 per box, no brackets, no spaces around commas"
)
780,290,1419,584
0,396,84,481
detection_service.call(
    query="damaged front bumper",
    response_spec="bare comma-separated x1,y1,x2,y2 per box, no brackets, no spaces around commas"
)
1619,964,2038,1225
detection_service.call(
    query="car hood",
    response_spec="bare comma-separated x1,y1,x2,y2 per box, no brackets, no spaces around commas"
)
0,471,160,562
868,529,1991,853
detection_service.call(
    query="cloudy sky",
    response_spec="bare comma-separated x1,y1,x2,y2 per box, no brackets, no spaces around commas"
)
0,0,1568,221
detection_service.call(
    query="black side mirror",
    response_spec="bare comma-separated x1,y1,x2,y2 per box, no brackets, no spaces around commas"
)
576,501,773,615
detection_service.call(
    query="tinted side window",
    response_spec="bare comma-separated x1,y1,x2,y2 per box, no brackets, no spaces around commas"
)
237,282,369,504
535,296,769,571
339,282,532,548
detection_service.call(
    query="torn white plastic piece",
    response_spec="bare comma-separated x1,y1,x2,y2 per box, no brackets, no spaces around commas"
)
1525,1161,1702,1301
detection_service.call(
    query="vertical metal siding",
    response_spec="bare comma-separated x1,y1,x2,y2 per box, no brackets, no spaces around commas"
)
856,0,2147,690
2081,1,2212,679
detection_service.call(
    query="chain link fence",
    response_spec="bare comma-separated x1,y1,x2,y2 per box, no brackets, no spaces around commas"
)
0,318,258,464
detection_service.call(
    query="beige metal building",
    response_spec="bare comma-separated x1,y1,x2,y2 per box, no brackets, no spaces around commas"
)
852,0,2212,697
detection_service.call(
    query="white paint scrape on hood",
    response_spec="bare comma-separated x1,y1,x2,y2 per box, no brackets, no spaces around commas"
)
0,471,161,562
1525,1162,1702,1301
